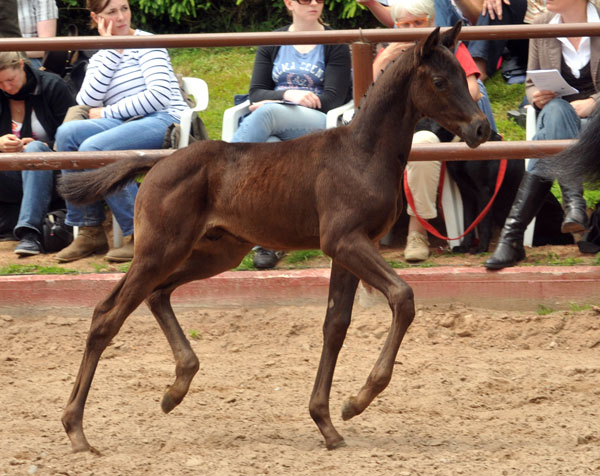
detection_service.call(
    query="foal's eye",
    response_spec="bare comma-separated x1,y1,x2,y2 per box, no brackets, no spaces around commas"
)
432,77,446,90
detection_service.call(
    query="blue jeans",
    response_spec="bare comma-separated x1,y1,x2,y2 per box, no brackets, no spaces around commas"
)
231,103,326,143
56,111,174,235
477,79,497,132
528,99,584,174
434,0,469,27
0,141,55,238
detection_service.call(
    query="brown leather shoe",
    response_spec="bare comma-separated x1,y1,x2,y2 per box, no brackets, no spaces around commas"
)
55,226,108,263
105,235,134,262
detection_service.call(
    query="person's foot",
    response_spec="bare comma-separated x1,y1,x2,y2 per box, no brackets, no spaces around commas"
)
14,231,43,256
104,235,134,262
404,231,430,262
56,225,108,263
253,248,285,269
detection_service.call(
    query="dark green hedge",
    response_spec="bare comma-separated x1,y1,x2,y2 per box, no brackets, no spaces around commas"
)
56,0,381,36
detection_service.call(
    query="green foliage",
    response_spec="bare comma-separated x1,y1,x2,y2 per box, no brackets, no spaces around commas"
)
188,329,202,340
234,253,256,270
0,264,79,275
285,250,325,265
537,304,554,315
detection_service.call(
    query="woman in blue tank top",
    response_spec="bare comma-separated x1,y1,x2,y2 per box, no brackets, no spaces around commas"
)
232,0,351,143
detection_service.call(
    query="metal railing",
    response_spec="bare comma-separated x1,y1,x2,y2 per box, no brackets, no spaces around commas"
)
0,23,594,169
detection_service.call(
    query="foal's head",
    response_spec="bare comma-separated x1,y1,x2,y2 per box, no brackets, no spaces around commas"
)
408,22,490,148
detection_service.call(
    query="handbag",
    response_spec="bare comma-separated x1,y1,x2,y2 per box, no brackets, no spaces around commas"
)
42,209,73,253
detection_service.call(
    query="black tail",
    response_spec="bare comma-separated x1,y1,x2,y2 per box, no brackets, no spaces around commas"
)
538,107,600,185
57,155,164,204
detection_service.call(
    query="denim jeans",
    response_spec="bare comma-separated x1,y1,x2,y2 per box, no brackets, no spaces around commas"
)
56,111,174,235
0,140,55,238
528,99,584,174
434,0,468,27
231,103,326,143
477,79,497,132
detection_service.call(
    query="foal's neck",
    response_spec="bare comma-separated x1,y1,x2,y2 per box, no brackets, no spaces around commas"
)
350,62,419,162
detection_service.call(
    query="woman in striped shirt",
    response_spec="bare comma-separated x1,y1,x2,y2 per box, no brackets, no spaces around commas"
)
55,0,189,264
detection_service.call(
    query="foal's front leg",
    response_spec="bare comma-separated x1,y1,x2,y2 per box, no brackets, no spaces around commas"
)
309,262,359,449
324,233,416,422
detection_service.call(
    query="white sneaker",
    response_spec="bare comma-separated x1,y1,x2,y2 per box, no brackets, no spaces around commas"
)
404,231,430,262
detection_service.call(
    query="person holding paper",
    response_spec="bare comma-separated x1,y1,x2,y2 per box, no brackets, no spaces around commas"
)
486,0,600,270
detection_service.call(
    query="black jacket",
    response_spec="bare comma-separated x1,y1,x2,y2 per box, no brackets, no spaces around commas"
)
0,65,76,148
248,25,352,113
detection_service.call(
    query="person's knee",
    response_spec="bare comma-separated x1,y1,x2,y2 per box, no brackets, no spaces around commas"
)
412,130,440,144
23,141,50,153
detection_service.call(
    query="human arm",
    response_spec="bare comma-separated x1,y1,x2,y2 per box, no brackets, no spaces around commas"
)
372,42,413,80
248,45,285,103
453,0,485,25
26,18,56,59
356,0,394,28
317,43,352,112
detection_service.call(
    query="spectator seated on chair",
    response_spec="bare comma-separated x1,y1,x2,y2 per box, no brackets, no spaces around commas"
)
54,0,191,264
230,0,351,269
433,0,528,83
0,51,76,256
366,0,497,262
485,0,600,270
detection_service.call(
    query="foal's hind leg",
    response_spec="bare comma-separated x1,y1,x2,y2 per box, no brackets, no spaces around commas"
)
322,233,415,422
62,267,171,453
309,261,359,449
145,240,252,415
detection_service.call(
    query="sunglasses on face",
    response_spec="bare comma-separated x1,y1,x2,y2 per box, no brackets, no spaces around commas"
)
294,0,325,5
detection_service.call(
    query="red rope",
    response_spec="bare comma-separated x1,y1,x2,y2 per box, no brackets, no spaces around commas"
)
403,159,508,241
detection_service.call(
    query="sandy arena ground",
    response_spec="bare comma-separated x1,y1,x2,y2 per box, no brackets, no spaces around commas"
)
1,298,599,475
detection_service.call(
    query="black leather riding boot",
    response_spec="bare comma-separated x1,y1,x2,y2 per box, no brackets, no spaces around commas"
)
559,183,588,233
485,172,553,270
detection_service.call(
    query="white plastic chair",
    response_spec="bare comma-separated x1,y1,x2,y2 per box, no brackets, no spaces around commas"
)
221,99,354,142
97,76,210,248
523,104,537,247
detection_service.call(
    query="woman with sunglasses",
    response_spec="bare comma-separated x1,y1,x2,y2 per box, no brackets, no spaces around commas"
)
232,0,351,269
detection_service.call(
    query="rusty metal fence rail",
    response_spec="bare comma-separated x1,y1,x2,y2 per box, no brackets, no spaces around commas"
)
0,23,595,169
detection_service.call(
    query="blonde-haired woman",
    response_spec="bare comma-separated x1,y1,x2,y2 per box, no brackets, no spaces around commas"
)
0,51,75,255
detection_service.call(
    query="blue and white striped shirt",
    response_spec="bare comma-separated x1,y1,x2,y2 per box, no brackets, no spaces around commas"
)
77,30,189,123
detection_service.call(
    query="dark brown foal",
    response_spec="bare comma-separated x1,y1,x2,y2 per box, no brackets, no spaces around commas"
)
58,23,490,453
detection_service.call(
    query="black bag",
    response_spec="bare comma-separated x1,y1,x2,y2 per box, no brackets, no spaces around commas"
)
42,209,73,253
577,202,600,253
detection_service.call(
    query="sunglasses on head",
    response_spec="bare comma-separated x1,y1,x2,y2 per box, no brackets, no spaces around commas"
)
294,0,325,5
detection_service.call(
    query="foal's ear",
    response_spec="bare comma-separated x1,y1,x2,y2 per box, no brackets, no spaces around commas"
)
440,21,462,51
420,26,441,59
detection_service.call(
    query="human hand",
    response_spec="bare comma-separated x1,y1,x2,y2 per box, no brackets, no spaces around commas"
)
21,137,35,146
88,107,104,119
571,97,596,118
0,134,25,153
283,90,322,109
482,0,509,20
532,90,556,109
97,17,114,37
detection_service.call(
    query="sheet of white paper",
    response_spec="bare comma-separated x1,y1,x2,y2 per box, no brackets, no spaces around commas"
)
526,69,579,96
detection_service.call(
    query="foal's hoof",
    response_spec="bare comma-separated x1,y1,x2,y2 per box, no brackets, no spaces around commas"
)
161,391,178,414
341,397,360,421
326,437,347,450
